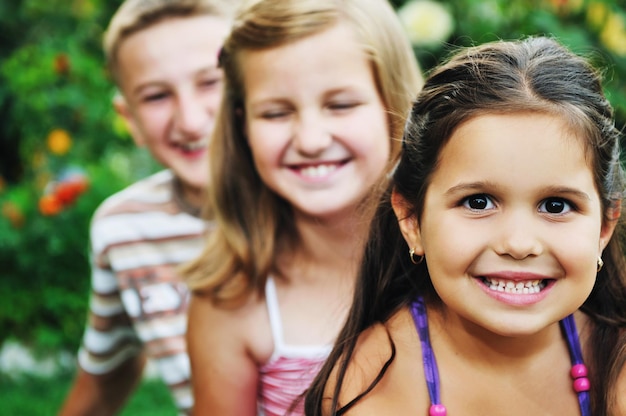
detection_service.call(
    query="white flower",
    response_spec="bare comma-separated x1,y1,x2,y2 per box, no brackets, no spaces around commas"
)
398,0,455,48
0,340,73,379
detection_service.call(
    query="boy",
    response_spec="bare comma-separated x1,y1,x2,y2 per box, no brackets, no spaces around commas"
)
59,1,237,414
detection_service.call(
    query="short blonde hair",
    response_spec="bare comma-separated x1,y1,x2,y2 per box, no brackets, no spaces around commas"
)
103,0,238,85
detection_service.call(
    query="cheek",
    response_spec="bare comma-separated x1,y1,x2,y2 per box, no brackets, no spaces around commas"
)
349,121,391,172
555,235,599,279
246,124,288,174
136,108,170,140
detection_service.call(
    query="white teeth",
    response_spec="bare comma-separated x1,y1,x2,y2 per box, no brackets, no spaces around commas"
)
299,164,337,178
180,141,206,151
484,277,544,294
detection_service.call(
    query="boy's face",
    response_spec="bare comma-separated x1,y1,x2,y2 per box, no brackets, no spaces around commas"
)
115,15,231,201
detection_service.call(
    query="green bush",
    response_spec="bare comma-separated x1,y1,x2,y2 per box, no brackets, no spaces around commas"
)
0,373,177,415
396,0,626,128
0,0,160,352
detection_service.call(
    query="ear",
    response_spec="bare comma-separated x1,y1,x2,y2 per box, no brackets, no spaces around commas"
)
391,189,424,256
599,199,621,252
113,93,145,148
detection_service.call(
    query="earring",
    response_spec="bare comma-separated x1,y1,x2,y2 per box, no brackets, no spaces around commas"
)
409,248,424,265
597,256,604,273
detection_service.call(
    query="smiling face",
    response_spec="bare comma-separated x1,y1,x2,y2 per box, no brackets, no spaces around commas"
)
241,22,391,223
394,112,616,337
115,15,231,203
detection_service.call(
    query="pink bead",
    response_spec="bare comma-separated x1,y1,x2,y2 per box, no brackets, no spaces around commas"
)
573,377,590,392
570,364,588,378
429,404,447,416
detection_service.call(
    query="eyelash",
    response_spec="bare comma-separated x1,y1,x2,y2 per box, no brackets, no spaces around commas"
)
259,100,361,119
538,197,576,214
143,92,169,102
200,77,221,88
460,194,577,215
461,194,495,211
329,101,359,111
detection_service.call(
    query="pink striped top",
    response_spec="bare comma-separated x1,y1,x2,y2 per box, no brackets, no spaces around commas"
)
257,278,332,416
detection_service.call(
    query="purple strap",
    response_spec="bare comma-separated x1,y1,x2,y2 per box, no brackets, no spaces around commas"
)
410,297,591,416
409,297,443,407
560,314,592,416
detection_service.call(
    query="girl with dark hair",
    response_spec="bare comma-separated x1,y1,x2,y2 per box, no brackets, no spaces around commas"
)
305,36,626,416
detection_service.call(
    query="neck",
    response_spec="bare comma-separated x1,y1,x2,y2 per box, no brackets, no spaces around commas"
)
172,176,203,217
280,208,371,284
429,305,569,366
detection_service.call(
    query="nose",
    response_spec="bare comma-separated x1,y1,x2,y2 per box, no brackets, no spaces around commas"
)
493,209,543,260
173,91,213,140
292,111,332,156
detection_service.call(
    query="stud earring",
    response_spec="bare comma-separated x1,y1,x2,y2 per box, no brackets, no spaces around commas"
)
409,248,424,265
597,256,604,273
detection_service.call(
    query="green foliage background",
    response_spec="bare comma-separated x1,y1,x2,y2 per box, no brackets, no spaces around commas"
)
1,0,625,355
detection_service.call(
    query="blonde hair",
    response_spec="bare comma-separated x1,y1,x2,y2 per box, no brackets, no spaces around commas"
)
103,0,239,86
184,0,423,305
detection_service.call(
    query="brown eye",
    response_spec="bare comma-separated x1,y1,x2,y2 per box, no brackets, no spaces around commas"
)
540,198,572,214
462,194,494,210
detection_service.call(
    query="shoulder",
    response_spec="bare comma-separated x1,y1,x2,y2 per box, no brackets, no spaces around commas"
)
93,170,174,220
187,290,274,364
321,307,426,415
90,170,206,255
323,308,417,415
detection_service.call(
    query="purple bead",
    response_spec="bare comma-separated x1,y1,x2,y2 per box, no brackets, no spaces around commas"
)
570,364,588,379
573,377,590,392
429,404,447,416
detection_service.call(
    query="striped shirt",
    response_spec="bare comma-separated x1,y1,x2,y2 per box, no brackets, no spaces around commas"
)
258,278,332,416
77,170,208,415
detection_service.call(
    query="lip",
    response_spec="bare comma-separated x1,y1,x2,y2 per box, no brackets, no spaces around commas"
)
287,159,349,182
173,141,207,159
474,271,556,306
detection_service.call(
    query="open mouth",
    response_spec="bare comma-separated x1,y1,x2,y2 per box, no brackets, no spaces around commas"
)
293,160,348,179
480,277,549,294
177,140,207,154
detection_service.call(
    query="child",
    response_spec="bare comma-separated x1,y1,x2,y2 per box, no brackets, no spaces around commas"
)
58,1,238,414
181,0,423,414
305,36,626,416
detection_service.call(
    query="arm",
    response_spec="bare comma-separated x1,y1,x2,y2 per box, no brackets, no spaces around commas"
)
59,213,145,415
58,354,145,416
187,293,259,415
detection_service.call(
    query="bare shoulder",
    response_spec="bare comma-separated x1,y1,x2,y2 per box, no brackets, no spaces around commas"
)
187,291,273,361
322,307,418,416
186,292,273,415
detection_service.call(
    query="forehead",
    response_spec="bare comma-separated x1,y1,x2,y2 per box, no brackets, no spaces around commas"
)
431,112,593,190
116,15,230,92
240,22,374,99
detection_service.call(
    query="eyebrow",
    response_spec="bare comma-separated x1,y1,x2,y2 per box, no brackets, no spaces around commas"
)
444,182,592,201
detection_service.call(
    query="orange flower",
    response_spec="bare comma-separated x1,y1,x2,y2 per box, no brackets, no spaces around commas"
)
2,202,24,228
39,194,63,216
53,53,71,75
55,178,89,205
47,129,72,155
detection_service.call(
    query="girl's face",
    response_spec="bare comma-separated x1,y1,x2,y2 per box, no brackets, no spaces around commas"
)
394,112,616,337
241,22,390,223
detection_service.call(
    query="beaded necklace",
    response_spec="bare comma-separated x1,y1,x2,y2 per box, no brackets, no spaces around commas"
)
409,297,591,416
